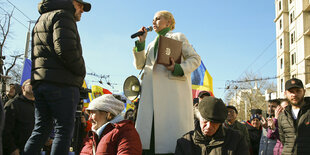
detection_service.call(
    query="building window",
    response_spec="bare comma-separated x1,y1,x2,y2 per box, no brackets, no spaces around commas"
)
281,78,283,92
291,32,295,44
279,1,282,10
280,58,283,69
290,11,294,23
291,53,296,65
280,38,283,49
280,19,282,30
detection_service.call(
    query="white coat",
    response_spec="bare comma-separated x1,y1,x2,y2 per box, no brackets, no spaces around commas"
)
133,31,201,154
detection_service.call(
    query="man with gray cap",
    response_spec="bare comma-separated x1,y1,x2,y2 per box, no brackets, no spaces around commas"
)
24,0,91,154
175,96,249,155
80,94,142,154
278,78,310,154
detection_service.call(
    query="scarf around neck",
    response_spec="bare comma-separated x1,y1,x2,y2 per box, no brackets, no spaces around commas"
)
154,27,171,58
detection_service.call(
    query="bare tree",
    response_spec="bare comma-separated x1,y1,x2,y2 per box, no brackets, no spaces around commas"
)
0,9,14,75
225,71,276,121
0,8,23,98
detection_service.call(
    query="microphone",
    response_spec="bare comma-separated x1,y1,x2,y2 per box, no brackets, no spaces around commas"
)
131,26,153,39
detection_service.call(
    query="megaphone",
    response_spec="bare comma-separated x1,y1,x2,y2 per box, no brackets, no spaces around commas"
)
123,75,141,101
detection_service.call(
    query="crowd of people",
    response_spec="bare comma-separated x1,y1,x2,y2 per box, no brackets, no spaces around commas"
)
0,0,310,155
2,77,308,155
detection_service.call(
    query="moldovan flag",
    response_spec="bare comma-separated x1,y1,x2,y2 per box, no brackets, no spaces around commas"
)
191,60,214,98
89,85,112,102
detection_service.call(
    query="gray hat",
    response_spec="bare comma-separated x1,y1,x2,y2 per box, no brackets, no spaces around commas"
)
198,96,227,123
86,94,125,116
75,0,91,12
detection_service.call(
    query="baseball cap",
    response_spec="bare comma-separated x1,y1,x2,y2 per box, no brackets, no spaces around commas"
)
285,78,304,91
75,0,91,12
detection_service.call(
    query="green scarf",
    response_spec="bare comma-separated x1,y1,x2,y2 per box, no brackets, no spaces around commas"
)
154,27,170,58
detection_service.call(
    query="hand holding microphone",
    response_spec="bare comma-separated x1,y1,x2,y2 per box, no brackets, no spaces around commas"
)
131,26,153,41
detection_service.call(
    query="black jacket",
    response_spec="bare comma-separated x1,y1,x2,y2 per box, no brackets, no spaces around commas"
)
3,95,35,154
278,99,310,155
31,0,86,87
175,124,249,155
246,121,262,155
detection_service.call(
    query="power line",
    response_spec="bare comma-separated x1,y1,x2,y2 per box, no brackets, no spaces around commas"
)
6,0,31,21
238,39,276,78
0,6,28,29
237,21,292,80
256,54,277,73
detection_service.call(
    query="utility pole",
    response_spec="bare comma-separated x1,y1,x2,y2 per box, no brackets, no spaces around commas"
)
24,20,36,60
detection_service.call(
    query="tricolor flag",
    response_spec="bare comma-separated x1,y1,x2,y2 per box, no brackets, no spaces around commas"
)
191,61,213,98
20,58,32,85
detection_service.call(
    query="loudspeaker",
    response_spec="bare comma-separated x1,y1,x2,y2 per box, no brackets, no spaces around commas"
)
123,75,141,101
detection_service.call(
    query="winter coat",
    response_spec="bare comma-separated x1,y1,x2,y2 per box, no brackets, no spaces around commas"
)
3,95,35,154
80,120,142,155
223,120,251,146
266,118,283,155
278,101,310,155
31,0,86,87
246,121,262,155
258,128,277,155
175,125,249,155
133,31,201,153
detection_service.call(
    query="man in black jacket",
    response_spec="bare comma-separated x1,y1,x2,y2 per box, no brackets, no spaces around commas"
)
278,78,310,155
3,79,35,155
24,0,91,154
175,96,249,155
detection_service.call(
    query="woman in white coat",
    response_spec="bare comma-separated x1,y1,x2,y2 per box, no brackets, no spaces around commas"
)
133,10,201,154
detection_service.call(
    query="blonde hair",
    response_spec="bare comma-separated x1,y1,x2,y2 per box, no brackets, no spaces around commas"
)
156,10,175,31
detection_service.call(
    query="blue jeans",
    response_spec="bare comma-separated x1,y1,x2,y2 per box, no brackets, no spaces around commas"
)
24,82,80,155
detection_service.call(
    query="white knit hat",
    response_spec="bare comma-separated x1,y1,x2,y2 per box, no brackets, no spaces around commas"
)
86,94,125,116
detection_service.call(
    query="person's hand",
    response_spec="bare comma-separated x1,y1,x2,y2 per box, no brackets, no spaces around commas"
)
44,138,53,147
10,149,20,155
260,116,268,129
137,27,148,43
267,117,275,130
274,105,283,119
166,57,175,71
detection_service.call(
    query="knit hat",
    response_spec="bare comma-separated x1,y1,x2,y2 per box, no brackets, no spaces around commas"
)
250,114,261,122
86,94,125,116
198,96,227,123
